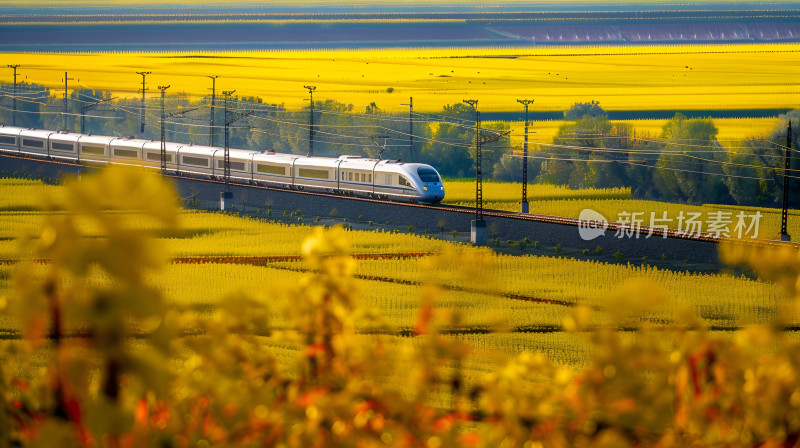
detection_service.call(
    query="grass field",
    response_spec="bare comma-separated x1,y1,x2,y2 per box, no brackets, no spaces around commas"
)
4,43,799,114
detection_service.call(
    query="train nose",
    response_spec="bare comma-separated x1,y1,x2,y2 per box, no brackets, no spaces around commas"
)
423,184,444,202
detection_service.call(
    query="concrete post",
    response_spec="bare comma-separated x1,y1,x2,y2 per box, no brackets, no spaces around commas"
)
471,219,487,245
220,191,233,211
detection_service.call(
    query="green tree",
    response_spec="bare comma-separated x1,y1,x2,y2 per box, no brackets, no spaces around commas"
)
655,114,730,204
722,111,800,207
564,100,606,121
539,114,633,189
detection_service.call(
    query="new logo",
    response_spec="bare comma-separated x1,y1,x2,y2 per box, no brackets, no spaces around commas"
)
578,209,608,241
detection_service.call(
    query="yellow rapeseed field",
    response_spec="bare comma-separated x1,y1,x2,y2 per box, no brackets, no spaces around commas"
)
4,43,799,113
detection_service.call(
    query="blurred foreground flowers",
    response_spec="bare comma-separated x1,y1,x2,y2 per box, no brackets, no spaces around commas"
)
3,167,800,447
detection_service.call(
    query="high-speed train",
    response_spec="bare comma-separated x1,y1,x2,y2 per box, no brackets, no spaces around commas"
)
0,126,445,203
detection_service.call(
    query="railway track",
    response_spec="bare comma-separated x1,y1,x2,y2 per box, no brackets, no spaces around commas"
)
2,149,796,249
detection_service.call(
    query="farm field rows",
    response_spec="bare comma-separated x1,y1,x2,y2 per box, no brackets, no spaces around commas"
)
0,176,789,380
3,43,799,113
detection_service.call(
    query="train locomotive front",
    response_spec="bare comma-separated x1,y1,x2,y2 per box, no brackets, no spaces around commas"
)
401,164,445,204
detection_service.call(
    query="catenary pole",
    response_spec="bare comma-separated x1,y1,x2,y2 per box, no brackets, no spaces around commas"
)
136,71,150,136
401,97,413,161
158,85,170,175
780,120,793,241
8,65,20,126
517,99,534,213
62,72,75,132
304,85,316,156
207,75,218,146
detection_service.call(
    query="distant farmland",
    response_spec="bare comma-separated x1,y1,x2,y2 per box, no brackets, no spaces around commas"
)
1,8,799,51
3,43,799,113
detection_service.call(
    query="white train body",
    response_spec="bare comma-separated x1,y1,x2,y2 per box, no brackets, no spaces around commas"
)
0,126,445,203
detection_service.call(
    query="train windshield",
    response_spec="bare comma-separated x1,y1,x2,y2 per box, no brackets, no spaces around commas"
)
417,166,440,183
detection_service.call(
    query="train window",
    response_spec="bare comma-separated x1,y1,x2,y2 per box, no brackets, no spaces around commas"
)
257,164,285,176
51,141,74,152
399,175,411,187
347,172,353,182
113,148,138,158
0,136,16,145
182,156,209,167
146,152,173,163
417,167,440,183
80,144,105,155
298,168,329,179
216,160,246,171
384,174,392,185
367,174,371,183
22,138,44,149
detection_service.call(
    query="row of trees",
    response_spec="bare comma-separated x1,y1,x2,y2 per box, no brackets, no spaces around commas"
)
531,102,799,206
0,83,796,207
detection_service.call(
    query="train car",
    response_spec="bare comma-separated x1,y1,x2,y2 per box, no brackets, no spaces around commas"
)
251,151,299,185
108,137,149,164
17,129,55,157
211,148,257,181
78,135,116,163
333,156,444,203
337,156,379,195
141,141,182,171
176,145,216,175
0,126,24,152
293,156,339,190
48,131,83,161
